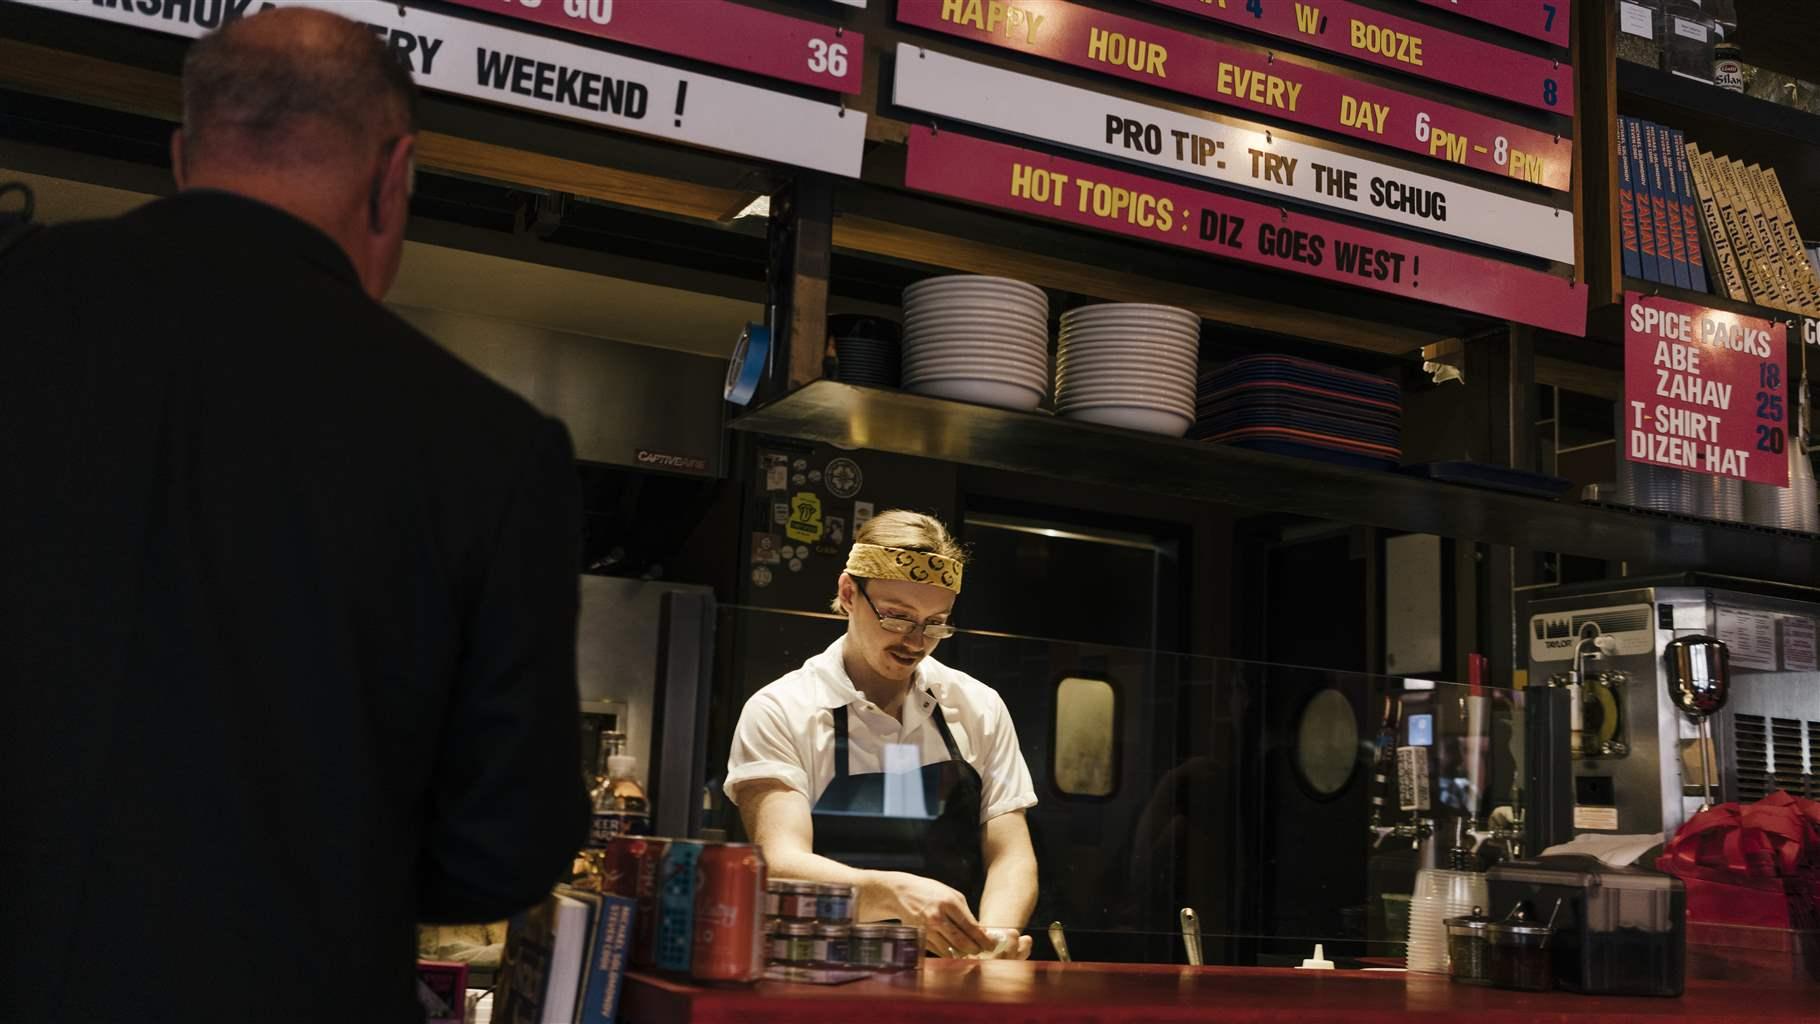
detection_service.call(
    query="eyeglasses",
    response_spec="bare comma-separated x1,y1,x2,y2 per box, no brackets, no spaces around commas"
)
855,579,957,640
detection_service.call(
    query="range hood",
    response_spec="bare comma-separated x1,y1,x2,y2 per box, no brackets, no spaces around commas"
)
394,305,729,478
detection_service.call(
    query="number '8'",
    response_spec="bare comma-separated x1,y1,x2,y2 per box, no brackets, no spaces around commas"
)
1543,79,1558,106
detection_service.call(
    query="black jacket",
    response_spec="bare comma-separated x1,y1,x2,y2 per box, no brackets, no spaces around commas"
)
0,192,588,1022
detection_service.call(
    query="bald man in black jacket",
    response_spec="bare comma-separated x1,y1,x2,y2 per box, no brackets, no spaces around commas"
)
0,10,586,1021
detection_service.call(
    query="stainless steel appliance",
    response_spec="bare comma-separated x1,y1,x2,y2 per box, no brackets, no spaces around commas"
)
398,306,729,478
1523,576,1820,842
577,575,717,837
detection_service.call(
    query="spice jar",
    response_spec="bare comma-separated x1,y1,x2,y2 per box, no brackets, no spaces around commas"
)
814,882,857,923
766,880,820,921
848,923,894,969
813,923,851,967
1488,906,1554,992
769,921,817,966
1445,908,1492,986
886,926,924,970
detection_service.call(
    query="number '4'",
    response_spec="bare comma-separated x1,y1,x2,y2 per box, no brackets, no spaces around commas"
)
1247,0,1264,17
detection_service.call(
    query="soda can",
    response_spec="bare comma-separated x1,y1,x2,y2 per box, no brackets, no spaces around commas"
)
691,843,768,982
615,836,669,969
653,840,705,972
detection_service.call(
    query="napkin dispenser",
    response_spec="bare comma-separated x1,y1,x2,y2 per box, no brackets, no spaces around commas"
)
1486,855,1686,997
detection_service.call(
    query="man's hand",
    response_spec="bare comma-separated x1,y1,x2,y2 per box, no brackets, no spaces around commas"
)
875,871,993,956
970,928,1033,960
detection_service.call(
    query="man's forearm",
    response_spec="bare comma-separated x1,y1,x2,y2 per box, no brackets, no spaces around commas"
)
976,852,1037,931
755,846,903,923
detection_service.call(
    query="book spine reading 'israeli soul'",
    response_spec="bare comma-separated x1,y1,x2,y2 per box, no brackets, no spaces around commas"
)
1684,145,1743,300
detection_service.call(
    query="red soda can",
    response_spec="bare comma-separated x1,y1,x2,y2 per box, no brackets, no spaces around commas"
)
690,842,768,982
597,835,642,899
620,836,669,969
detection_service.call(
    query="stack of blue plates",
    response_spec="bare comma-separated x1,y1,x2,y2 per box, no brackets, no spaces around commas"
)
1194,355,1402,470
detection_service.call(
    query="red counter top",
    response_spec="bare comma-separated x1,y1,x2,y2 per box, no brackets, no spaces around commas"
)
622,961,1818,1024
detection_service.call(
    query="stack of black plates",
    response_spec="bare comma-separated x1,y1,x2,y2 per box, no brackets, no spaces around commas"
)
829,314,901,389
1193,355,1402,470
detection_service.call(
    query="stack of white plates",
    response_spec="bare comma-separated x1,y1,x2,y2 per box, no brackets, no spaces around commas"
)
900,276,1050,410
1054,304,1200,435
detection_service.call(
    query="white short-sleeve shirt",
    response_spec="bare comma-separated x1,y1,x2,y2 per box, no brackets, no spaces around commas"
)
724,636,1039,824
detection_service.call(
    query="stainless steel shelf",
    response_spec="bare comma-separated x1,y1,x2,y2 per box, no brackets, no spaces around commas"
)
731,381,1820,580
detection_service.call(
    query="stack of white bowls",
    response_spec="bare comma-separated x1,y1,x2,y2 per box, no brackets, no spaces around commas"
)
1055,304,1199,435
900,276,1049,410
1406,868,1488,975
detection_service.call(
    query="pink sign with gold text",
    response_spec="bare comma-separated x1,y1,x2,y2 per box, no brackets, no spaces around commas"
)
1623,292,1789,487
904,128,1587,334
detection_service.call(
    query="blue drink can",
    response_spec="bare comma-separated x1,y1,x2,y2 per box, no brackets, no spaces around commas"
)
653,840,705,972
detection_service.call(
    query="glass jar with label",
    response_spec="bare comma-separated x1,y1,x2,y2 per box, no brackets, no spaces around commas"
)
814,882,857,923
1713,39,1746,92
769,920,817,966
848,923,894,969
813,923,851,967
766,879,821,921
886,926,924,970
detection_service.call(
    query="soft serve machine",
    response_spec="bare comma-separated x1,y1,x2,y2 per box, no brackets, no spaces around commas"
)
1520,575,1820,850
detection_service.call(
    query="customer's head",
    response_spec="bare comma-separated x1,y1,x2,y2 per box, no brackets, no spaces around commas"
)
173,8,419,300
833,511,967,683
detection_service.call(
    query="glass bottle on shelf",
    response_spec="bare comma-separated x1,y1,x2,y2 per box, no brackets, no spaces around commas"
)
586,730,650,850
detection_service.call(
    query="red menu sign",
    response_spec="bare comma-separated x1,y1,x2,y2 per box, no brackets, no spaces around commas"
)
905,128,1586,334
1137,0,1572,113
895,0,1570,190
1412,0,1571,48
444,0,864,94
1623,292,1790,486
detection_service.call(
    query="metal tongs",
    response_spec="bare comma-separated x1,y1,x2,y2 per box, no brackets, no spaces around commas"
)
1180,907,1203,967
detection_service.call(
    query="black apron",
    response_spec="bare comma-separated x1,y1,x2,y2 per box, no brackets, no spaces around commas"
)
810,693,986,907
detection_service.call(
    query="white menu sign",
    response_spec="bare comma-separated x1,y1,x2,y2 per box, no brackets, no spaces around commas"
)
892,44,1575,263
1779,616,1817,673
1715,607,1778,671
4,0,868,177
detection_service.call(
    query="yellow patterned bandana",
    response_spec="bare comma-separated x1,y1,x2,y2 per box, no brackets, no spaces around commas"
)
844,543,964,594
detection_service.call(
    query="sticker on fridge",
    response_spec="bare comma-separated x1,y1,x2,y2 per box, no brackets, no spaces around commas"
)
826,457,864,499
786,492,825,543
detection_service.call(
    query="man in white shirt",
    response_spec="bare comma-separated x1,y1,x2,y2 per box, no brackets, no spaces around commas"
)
726,511,1039,958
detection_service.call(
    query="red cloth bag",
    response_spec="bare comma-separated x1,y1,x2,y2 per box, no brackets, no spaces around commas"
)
1657,791,1820,930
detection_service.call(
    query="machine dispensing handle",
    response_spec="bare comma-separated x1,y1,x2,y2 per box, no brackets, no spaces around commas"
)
1048,921,1071,963
1179,907,1203,967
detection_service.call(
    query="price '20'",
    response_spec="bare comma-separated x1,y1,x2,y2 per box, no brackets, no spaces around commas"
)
807,39,850,78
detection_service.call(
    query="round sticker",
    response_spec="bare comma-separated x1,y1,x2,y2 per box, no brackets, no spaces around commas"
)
826,458,863,499
792,473,806,487
809,469,824,484
788,557,804,573
751,566,773,588
795,545,811,560
793,458,808,471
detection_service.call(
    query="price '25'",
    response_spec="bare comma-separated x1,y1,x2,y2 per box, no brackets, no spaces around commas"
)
808,39,849,78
